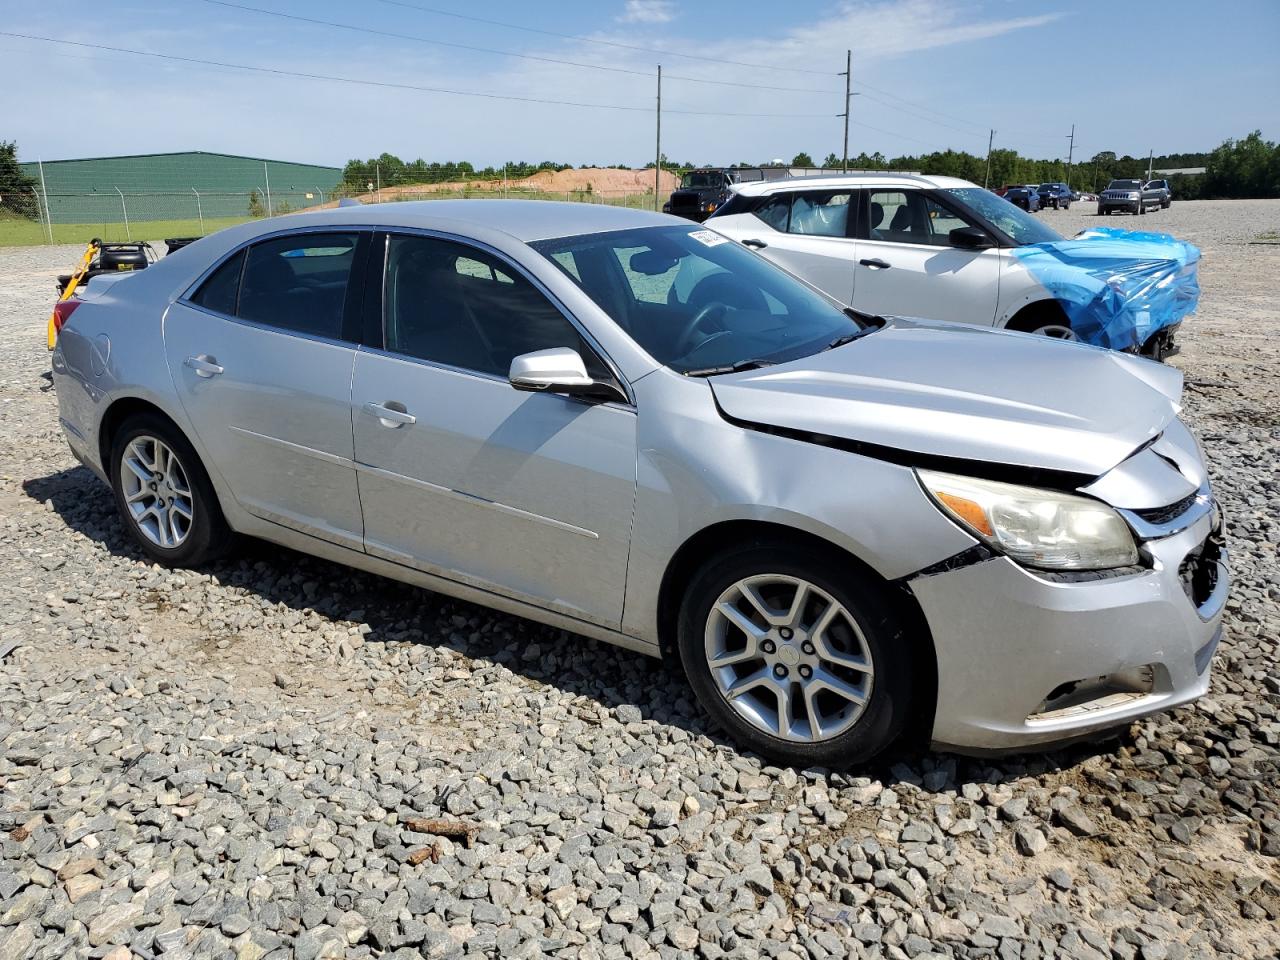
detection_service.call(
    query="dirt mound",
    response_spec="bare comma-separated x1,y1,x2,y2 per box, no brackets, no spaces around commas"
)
311,167,679,210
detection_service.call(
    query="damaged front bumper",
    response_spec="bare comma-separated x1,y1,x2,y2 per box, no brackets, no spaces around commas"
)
912,505,1228,753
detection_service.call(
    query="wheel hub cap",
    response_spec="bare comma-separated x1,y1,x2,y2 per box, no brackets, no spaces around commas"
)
119,436,195,549
704,574,875,744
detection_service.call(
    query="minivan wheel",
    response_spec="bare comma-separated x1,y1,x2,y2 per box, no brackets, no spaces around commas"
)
677,543,914,767
109,413,232,567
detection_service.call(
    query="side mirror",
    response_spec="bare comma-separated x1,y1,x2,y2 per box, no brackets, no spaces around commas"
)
508,347,625,402
949,226,995,250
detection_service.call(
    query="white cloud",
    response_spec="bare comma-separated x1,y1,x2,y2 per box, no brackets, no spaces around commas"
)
619,0,676,24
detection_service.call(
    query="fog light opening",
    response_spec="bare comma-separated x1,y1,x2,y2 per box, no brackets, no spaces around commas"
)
1028,665,1155,723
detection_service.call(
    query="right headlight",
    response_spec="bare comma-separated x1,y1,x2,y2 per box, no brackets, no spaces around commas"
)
918,470,1139,571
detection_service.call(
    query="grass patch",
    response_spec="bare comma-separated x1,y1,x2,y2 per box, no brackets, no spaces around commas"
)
1251,230,1280,244
0,216,252,248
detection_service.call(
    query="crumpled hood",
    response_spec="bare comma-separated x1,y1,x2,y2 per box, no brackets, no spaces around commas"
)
710,318,1183,479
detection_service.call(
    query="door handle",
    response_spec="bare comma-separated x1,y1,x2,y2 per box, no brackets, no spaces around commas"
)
740,238,768,249
364,401,416,428
859,258,891,270
184,355,224,377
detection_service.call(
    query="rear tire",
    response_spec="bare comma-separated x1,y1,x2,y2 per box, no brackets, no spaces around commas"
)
677,541,915,768
109,413,233,567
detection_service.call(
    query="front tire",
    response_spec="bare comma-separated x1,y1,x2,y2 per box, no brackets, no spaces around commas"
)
109,413,233,567
677,542,915,767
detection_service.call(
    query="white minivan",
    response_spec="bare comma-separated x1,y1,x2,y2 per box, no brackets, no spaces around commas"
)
708,173,1086,342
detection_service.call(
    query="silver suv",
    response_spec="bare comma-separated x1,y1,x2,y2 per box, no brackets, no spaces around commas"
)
51,201,1227,766
1099,179,1164,215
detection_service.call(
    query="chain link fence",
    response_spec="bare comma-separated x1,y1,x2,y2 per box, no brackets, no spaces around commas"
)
1,182,664,247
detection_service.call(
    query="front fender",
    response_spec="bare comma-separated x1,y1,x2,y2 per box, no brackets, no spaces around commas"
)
620,372,976,643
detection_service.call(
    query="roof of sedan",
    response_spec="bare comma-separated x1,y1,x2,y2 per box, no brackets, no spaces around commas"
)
254,199,674,242
732,173,975,195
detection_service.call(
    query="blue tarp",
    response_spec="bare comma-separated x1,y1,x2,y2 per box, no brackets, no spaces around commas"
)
1010,227,1201,351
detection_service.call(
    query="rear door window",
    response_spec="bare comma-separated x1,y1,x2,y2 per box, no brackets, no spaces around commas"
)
237,232,361,340
787,191,853,237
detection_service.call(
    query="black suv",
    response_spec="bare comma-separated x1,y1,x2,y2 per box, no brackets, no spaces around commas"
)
664,168,769,222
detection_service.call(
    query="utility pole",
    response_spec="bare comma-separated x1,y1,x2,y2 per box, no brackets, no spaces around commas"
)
263,161,273,216
1147,149,1153,180
984,129,995,189
375,162,381,202
1065,123,1075,188
654,65,662,211
839,50,851,173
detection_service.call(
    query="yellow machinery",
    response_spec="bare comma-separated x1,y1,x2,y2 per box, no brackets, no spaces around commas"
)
48,239,155,349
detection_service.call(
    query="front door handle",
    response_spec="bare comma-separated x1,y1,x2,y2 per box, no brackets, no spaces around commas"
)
184,355,224,377
859,258,891,270
741,238,768,249
364,401,416,428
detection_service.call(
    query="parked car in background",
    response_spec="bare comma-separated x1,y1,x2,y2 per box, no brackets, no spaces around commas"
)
1146,179,1173,209
1004,184,1041,211
52,200,1227,766
1036,182,1076,209
707,173,1201,357
1099,179,1164,215
1077,192,1099,203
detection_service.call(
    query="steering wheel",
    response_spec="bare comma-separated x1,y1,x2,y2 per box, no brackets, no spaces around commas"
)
674,301,729,356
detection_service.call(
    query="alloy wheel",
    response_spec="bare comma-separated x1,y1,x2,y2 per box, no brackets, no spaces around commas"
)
119,435,195,549
704,574,874,743
1035,324,1079,342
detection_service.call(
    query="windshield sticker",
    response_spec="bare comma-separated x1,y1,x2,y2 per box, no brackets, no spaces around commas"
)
688,230,729,247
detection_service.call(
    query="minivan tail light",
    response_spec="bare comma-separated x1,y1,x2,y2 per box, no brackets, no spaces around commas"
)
51,298,82,335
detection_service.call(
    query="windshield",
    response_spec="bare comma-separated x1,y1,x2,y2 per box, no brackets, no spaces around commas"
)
1108,180,1142,190
942,187,1063,246
681,173,723,189
532,225,860,375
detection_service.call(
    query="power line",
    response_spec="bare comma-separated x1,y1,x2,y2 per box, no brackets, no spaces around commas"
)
199,0,842,95
854,90,986,140
367,0,835,77
203,0,1024,145
0,31,833,118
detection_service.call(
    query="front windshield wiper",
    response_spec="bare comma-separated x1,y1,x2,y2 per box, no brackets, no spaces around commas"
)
824,319,884,351
683,358,777,378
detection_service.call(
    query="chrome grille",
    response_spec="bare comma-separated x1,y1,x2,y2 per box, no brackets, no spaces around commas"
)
1133,489,1201,526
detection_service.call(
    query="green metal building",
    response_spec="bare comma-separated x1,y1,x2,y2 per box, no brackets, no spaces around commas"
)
20,151,343,224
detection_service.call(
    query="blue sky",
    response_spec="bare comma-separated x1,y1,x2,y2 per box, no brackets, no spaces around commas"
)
4,0,1277,168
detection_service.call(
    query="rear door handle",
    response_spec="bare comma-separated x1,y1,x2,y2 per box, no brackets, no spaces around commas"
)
364,401,416,427
741,238,768,249
859,258,891,270
184,355,224,377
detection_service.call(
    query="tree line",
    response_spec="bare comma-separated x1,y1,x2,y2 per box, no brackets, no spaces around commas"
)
344,131,1278,200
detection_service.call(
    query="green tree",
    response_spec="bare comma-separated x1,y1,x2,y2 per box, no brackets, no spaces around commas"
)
0,140,39,219
791,152,815,168
248,189,265,218
822,152,841,169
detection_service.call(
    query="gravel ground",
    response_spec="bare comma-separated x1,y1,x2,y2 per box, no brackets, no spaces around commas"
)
1,200,1278,960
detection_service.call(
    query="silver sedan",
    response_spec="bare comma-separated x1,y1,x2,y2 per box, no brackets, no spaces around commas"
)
51,200,1228,766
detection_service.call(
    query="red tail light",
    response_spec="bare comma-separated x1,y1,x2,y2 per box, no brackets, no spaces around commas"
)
52,298,82,334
